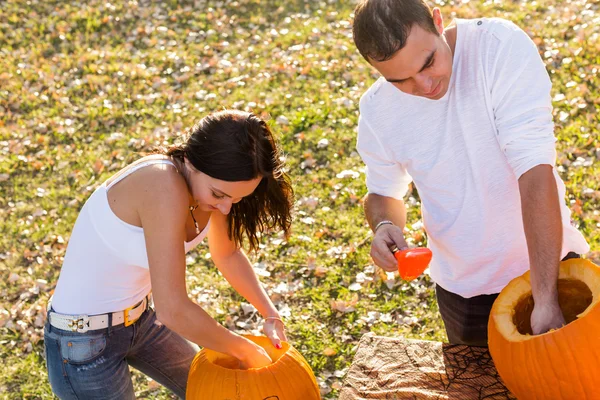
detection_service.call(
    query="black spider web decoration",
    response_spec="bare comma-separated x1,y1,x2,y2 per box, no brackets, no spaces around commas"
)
440,344,515,399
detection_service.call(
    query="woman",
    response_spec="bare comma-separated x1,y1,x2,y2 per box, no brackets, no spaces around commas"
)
44,110,293,399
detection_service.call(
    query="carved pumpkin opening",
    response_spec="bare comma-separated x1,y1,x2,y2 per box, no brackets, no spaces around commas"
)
491,259,600,343
512,278,593,335
204,337,290,370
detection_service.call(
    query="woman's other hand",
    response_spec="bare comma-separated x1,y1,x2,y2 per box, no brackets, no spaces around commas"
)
263,317,287,350
237,338,273,369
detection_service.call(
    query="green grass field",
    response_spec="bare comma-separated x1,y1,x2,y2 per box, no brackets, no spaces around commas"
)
1,0,599,398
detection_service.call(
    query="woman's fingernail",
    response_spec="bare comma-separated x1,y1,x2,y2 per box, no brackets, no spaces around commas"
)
276,344,282,349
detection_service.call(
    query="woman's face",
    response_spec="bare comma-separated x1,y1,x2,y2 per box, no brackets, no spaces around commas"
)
184,158,262,215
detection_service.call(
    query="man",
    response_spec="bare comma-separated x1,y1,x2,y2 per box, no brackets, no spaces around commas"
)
352,0,589,346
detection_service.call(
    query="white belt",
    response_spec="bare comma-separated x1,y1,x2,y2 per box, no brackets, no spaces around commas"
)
48,295,151,333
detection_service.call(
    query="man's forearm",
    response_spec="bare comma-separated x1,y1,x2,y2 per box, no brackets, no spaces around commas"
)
364,193,408,232
519,165,563,303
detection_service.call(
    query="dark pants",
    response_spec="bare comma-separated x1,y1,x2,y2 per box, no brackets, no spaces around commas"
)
436,252,580,346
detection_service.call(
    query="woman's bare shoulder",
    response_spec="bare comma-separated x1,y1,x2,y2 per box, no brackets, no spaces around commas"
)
140,163,187,201
105,154,178,186
118,156,190,216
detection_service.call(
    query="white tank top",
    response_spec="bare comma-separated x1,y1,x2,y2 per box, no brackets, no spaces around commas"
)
51,159,209,315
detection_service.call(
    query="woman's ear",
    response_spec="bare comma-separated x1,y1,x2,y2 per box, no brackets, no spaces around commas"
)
432,8,444,35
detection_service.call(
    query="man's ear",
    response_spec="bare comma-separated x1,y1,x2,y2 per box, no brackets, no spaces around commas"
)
432,7,444,34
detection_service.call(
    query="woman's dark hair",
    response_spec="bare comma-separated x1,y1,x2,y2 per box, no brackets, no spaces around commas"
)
162,110,293,252
353,0,439,62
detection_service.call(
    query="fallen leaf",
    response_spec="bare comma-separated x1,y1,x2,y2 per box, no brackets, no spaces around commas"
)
323,347,337,356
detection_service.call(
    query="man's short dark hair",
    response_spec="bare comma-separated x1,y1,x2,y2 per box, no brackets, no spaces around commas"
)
353,0,439,62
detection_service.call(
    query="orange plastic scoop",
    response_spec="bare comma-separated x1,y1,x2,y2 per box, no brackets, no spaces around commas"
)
393,247,432,281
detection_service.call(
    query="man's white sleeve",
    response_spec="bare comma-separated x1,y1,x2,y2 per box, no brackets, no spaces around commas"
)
490,26,557,179
356,114,412,200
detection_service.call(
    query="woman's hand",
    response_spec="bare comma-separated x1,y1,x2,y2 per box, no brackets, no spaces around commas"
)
237,338,273,369
263,317,287,349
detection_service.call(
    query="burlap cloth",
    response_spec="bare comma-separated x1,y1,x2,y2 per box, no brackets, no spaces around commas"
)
339,333,516,400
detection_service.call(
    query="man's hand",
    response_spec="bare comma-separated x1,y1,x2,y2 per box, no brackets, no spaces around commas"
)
371,224,409,272
531,299,565,335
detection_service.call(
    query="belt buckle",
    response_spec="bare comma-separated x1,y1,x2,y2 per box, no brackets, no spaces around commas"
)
124,298,145,327
124,305,135,327
67,316,90,333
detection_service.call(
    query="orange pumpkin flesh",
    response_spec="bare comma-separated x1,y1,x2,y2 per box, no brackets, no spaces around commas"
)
186,335,321,399
394,247,432,281
488,259,600,400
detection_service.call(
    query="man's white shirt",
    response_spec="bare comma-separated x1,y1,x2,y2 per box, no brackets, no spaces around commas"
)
357,18,589,297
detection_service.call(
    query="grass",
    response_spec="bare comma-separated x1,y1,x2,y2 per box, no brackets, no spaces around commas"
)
1,0,599,398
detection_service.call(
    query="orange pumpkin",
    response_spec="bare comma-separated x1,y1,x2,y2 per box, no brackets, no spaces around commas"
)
186,335,321,399
488,258,600,399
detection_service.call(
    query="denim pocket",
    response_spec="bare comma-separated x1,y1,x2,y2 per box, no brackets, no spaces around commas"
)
60,334,107,364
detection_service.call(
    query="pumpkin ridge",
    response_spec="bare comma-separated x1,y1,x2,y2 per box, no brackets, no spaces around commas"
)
561,326,589,397
522,340,542,398
536,330,560,397
551,301,593,398
557,331,583,399
540,334,566,398
276,355,317,398
520,340,537,397
263,363,287,396
580,316,600,398
288,351,320,398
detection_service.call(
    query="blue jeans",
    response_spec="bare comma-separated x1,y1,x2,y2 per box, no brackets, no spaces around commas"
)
44,308,198,399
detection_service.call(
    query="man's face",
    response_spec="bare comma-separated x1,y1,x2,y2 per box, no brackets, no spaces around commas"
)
369,13,454,100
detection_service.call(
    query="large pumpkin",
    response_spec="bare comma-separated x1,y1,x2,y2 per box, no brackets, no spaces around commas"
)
186,335,321,399
488,258,600,399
